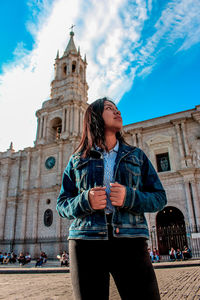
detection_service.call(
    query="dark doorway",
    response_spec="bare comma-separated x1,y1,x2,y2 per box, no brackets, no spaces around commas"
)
156,206,187,255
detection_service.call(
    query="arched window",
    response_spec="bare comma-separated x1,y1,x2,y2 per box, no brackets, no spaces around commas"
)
44,209,53,227
62,63,67,77
72,61,76,73
48,117,62,142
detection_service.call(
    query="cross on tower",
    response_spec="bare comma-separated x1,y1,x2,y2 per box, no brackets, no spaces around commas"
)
69,24,75,32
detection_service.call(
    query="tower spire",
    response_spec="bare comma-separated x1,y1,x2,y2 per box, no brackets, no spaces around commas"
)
63,26,77,56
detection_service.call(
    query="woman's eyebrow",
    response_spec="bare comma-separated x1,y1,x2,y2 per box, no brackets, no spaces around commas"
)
104,104,116,108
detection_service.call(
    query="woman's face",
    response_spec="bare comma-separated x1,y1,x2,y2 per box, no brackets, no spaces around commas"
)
102,100,122,132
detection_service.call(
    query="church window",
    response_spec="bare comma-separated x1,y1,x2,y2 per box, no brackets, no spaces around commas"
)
49,117,62,141
63,65,67,75
72,61,76,73
62,63,67,77
46,199,51,205
156,152,171,172
56,125,62,139
44,209,53,227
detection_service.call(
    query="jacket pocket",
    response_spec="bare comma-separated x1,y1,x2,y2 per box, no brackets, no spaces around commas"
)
73,161,89,192
135,214,144,224
124,164,141,188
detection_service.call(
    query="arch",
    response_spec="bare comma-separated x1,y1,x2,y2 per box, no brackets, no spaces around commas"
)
156,206,187,255
47,117,62,142
62,63,67,77
72,61,76,73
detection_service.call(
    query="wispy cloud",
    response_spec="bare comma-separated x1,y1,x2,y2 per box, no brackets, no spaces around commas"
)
135,0,200,75
0,0,200,151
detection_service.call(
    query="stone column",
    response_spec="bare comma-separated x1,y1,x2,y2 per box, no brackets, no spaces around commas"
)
8,201,17,242
32,148,42,239
74,104,79,136
43,114,48,140
55,210,61,255
137,132,143,148
181,121,192,167
21,150,31,240
11,152,22,242
181,122,189,155
184,181,195,227
39,117,43,139
57,142,63,184
0,160,10,240
36,118,40,140
66,105,70,136
62,107,66,133
70,106,74,135
131,133,136,147
80,107,86,134
190,180,200,227
32,148,42,257
175,123,186,168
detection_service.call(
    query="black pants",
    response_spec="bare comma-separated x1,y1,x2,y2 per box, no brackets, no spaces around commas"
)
69,233,160,300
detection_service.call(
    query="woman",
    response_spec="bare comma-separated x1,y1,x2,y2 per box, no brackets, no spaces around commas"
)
57,97,167,300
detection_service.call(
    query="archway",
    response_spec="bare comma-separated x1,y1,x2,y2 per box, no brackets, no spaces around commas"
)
47,117,62,142
156,206,187,255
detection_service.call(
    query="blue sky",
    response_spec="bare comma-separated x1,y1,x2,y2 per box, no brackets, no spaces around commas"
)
0,0,200,152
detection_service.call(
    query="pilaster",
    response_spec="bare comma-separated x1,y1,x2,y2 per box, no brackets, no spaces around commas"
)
174,123,186,168
21,149,31,239
0,159,11,240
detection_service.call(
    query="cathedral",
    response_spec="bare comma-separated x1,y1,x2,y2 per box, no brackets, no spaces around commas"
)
0,32,200,258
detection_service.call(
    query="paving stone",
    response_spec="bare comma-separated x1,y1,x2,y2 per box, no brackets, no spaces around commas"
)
1,265,200,299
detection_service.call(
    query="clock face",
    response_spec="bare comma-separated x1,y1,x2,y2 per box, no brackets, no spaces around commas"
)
45,156,56,169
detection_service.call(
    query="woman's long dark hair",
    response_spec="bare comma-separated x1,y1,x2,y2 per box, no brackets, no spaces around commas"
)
74,97,127,157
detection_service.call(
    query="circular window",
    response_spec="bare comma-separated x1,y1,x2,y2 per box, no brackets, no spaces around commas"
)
45,156,56,169
46,199,51,205
44,209,53,227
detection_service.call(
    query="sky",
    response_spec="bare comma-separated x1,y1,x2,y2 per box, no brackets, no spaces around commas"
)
0,0,200,152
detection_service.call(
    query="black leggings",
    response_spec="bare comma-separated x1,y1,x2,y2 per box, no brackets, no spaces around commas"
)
69,236,160,300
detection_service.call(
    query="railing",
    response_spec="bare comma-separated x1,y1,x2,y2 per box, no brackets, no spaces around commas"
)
150,225,200,259
1,225,200,260
0,236,68,254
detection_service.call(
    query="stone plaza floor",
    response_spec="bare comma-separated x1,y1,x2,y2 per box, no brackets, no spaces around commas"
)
0,261,200,299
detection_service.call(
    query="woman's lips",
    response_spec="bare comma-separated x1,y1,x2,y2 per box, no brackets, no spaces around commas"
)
114,116,122,121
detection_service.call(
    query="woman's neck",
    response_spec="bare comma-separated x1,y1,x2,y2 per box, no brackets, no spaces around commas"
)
104,132,117,151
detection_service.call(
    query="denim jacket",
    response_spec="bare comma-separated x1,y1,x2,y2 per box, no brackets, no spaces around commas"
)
57,142,167,240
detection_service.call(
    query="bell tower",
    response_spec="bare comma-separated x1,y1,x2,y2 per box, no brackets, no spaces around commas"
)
35,30,88,145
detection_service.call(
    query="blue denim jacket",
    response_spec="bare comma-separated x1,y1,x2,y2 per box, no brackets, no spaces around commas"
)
57,142,167,240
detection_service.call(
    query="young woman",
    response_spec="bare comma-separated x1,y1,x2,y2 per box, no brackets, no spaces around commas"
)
57,97,167,300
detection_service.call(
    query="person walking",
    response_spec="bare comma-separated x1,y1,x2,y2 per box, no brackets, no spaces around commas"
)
57,97,167,300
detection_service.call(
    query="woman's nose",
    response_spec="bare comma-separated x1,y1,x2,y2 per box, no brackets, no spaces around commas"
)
115,110,121,115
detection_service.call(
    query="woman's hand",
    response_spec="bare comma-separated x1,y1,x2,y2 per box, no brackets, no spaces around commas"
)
110,182,126,207
89,186,107,210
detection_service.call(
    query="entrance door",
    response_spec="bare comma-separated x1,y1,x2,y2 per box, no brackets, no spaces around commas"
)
156,206,187,255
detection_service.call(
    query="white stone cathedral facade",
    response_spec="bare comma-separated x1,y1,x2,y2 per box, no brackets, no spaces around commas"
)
0,32,200,258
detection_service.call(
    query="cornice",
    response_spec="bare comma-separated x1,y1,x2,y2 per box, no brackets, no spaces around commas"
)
22,184,60,195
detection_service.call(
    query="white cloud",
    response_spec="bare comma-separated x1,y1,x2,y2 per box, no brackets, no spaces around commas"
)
136,0,200,76
0,0,200,152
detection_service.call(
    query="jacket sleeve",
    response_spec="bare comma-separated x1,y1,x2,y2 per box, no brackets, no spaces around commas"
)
122,152,167,213
56,157,95,220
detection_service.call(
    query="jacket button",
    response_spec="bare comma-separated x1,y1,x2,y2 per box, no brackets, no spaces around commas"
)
116,228,119,234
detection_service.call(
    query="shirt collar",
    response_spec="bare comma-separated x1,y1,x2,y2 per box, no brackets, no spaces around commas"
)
95,140,119,154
